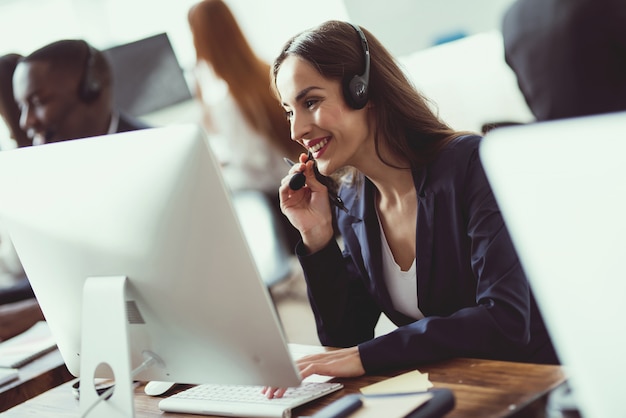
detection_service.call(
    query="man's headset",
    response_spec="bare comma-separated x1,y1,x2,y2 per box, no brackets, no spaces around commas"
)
343,23,370,110
78,41,102,103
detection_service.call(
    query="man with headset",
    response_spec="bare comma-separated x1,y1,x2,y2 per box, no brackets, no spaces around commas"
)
1,39,149,341
12,39,148,146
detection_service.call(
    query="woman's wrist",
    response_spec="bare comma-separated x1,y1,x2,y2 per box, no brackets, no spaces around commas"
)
301,223,334,254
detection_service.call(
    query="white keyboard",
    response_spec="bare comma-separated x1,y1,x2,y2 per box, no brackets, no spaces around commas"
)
158,381,343,418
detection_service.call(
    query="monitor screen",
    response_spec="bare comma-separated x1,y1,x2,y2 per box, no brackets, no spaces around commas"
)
103,33,192,117
0,125,301,392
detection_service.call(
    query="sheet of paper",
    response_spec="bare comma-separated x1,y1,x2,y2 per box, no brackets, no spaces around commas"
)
351,392,433,418
288,343,326,360
0,368,19,387
359,370,433,395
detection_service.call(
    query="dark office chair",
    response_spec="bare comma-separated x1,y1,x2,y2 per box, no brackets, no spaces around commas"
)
231,190,293,288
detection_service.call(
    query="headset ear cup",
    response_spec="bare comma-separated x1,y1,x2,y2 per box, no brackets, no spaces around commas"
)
344,23,370,110
80,78,101,103
345,74,369,109
79,43,102,103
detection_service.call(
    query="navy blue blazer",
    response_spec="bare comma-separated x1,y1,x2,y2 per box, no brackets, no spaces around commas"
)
297,135,558,373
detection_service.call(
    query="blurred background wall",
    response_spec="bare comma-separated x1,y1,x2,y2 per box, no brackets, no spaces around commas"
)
0,0,524,147
0,0,515,62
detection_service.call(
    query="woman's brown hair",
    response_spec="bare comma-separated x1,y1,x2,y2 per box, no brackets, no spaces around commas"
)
272,20,467,170
188,0,302,159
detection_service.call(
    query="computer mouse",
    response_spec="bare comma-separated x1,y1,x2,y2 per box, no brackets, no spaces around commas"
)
144,381,177,396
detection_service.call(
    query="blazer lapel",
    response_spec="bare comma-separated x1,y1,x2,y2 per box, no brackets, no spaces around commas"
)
349,179,391,305
343,172,436,319
414,168,435,314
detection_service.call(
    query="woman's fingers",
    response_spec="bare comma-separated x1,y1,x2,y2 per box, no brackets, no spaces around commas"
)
296,347,365,379
261,386,288,399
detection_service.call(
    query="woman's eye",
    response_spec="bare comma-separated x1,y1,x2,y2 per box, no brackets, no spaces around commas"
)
304,99,316,109
284,110,293,121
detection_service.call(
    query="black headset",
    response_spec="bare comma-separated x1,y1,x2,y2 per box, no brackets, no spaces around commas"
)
344,23,370,110
78,41,102,103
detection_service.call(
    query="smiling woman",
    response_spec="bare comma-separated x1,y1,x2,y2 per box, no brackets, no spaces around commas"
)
264,19,559,398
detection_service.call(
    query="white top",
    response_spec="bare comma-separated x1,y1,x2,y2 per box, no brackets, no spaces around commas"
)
193,61,287,193
378,216,424,320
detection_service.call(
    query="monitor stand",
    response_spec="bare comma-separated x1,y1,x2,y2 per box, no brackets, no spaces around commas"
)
79,276,136,418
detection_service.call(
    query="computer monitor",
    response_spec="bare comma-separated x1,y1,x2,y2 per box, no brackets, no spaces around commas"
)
0,124,301,417
103,33,192,117
480,112,626,418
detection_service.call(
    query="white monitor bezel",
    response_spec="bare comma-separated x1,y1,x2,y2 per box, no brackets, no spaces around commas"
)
0,124,301,391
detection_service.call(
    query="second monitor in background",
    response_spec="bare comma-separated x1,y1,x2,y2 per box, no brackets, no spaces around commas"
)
103,33,192,118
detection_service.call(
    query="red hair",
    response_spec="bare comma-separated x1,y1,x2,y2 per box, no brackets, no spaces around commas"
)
188,0,302,159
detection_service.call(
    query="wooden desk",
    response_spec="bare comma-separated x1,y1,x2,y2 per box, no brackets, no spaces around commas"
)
0,348,73,412
2,357,564,417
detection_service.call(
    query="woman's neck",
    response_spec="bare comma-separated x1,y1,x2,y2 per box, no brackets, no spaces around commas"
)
372,168,415,209
353,141,414,206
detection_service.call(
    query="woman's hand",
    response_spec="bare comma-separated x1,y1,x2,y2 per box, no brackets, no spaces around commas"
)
297,347,365,380
262,347,365,399
279,153,334,253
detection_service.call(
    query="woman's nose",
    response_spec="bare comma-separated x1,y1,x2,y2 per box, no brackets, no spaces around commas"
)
289,111,310,143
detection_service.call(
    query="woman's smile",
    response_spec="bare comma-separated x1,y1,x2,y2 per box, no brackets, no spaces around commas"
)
307,136,331,157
